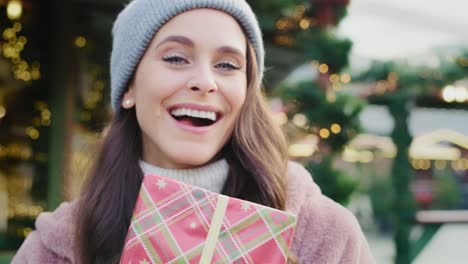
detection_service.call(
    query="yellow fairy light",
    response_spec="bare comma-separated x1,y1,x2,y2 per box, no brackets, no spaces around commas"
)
18,60,28,70
7,0,23,20
8,36,17,45
41,118,50,126
442,85,456,103
329,74,339,83
294,5,306,15
454,86,467,103
332,83,341,91
3,46,15,58
41,109,51,119
25,127,39,140
17,36,27,45
340,73,351,84
318,64,329,74
319,128,330,139
2,28,14,40
276,18,291,31
451,160,462,171
421,160,431,170
0,106,6,119
299,18,310,30
288,143,316,158
74,36,87,48
13,22,22,32
292,113,308,128
14,42,23,52
20,147,32,160
331,123,341,134
21,71,31,81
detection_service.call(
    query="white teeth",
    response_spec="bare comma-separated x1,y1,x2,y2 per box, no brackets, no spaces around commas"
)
170,108,217,121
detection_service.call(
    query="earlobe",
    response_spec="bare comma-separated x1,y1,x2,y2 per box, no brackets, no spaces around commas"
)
121,89,135,109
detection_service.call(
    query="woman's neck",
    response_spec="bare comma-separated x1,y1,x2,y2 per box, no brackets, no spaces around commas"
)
139,159,229,193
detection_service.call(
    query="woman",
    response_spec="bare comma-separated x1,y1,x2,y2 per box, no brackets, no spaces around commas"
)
12,0,375,263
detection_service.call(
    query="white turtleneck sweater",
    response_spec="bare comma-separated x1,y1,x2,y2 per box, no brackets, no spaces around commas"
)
138,159,229,194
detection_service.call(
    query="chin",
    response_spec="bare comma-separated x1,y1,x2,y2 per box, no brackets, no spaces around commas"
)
170,150,218,168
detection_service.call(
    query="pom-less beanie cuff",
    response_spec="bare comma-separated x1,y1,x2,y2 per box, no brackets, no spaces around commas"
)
110,0,264,111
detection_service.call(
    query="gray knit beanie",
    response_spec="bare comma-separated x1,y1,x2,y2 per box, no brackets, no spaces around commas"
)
110,0,265,111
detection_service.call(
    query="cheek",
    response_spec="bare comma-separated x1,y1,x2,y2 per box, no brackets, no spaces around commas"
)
223,79,247,114
134,72,184,106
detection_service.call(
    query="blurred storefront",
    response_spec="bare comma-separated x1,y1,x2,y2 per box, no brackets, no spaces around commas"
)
0,0,125,260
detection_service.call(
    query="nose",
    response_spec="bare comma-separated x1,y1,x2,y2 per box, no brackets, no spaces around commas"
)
186,64,218,94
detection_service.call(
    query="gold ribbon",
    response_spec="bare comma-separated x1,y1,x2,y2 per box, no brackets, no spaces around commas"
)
199,195,229,264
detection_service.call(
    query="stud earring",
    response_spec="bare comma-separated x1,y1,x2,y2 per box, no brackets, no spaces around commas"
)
124,99,132,107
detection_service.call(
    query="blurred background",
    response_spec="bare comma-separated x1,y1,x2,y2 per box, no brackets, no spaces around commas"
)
0,0,467,263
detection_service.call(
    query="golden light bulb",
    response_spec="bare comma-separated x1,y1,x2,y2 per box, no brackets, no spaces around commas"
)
7,0,23,20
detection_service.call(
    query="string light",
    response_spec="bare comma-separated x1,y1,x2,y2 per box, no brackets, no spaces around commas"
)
74,36,87,48
293,5,306,19
331,123,341,134
1,22,40,82
329,74,339,83
342,147,375,163
292,113,308,128
7,0,23,20
31,101,51,127
288,143,316,157
25,126,39,140
319,128,330,139
299,18,310,30
0,106,6,119
274,35,295,46
442,85,467,103
454,86,467,103
0,143,33,161
318,64,329,74
340,73,351,84
275,18,289,31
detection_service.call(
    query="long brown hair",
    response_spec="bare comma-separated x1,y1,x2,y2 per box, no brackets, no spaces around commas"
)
74,42,289,263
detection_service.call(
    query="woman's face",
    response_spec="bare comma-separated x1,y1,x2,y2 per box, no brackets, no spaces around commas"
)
122,9,247,169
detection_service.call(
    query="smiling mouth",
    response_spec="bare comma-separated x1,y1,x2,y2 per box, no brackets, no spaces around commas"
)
169,107,221,127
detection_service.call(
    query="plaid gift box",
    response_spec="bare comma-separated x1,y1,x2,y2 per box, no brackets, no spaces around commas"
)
120,173,297,264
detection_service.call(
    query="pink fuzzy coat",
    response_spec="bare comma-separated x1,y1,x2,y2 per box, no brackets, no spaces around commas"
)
12,162,375,263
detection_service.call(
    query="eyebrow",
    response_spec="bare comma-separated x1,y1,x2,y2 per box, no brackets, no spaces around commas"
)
156,35,194,48
155,35,245,58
